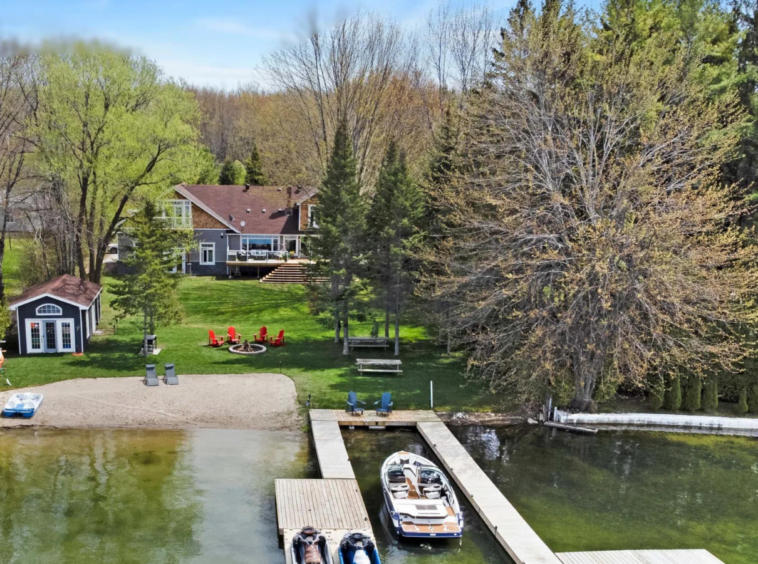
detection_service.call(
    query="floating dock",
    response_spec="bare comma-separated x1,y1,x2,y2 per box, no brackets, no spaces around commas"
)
304,409,725,564
276,478,372,564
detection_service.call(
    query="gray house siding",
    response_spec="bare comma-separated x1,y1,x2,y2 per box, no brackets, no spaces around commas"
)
187,229,229,276
16,296,85,354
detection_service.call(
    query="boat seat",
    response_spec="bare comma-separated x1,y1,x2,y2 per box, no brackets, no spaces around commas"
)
391,483,410,499
422,484,442,499
304,544,322,564
353,552,370,564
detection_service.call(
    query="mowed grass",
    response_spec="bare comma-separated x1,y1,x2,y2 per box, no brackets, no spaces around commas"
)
3,274,504,411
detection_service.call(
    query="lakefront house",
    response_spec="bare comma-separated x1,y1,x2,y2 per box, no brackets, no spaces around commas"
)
118,183,319,278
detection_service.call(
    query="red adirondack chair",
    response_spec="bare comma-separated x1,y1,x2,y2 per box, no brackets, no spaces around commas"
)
254,326,268,343
208,330,225,347
269,330,285,347
227,326,241,344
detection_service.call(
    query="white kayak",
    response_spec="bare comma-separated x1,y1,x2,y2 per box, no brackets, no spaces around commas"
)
3,393,43,418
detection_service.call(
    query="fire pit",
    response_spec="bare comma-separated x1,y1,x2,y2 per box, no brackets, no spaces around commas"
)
229,340,267,355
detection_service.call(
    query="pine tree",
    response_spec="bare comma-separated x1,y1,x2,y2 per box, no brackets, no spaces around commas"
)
309,120,367,355
648,370,665,410
195,146,219,184
663,375,682,411
737,384,749,413
703,377,719,412
218,159,246,185
366,141,423,355
244,143,267,185
110,200,192,355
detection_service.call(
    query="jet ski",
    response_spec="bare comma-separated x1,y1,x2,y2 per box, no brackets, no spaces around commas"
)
291,526,333,564
338,531,381,564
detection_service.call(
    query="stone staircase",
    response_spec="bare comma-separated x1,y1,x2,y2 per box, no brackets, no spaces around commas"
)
260,263,326,284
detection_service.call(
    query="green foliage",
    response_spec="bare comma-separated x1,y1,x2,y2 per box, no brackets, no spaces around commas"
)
218,159,246,185
684,375,702,412
110,200,193,350
243,143,267,185
703,377,719,412
664,375,682,411
736,385,749,413
0,300,11,342
748,382,758,414
194,146,219,184
648,371,665,409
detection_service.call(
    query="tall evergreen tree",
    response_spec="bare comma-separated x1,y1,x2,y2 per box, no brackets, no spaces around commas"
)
218,158,245,185
367,141,423,355
110,200,192,355
309,121,367,355
244,143,268,185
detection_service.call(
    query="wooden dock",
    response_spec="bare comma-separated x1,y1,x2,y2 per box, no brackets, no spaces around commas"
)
311,420,355,479
557,549,725,564
310,408,442,426
276,479,372,564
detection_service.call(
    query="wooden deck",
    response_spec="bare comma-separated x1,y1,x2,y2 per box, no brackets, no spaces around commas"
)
311,420,355,479
418,421,563,564
557,549,725,564
310,409,441,425
276,479,373,564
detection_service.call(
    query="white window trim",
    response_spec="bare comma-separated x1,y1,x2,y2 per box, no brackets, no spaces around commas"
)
308,205,318,228
200,242,216,265
36,303,63,316
25,318,75,354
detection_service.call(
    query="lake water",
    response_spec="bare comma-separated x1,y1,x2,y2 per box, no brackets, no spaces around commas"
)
0,428,316,564
451,425,758,564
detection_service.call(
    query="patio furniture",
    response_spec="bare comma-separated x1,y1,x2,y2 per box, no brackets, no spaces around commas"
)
269,330,286,347
347,337,390,350
254,326,268,343
208,330,225,347
236,251,247,261
345,391,365,415
375,392,393,416
227,326,242,344
356,359,403,374
164,363,178,385
145,364,159,387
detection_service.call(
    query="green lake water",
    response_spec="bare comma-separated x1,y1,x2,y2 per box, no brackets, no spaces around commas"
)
451,426,758,564
0,428,316,564
342,428,510,564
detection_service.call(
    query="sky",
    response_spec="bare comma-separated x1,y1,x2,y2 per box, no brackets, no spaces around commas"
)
0,0,539,89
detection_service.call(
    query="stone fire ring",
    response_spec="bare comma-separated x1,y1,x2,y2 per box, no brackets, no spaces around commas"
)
228,343,267,355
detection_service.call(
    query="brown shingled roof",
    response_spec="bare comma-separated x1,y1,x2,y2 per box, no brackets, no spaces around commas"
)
10,274,102,309
177,184,317,235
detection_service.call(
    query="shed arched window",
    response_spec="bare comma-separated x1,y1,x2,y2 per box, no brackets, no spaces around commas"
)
36,303,62,316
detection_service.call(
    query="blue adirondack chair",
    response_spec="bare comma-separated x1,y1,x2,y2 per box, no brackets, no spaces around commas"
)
375,392,393,416
346,391,365,415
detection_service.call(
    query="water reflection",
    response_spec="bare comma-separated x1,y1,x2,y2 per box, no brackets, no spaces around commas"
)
0,428,315,564
452,425,758,564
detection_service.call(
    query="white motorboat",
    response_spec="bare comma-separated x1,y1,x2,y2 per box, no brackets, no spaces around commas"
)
381,451,463,539
2,393,43,418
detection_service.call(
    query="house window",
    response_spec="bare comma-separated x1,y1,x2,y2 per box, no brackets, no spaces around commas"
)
241,236,275,251
162,200,192,228
308,205,318,228
200,242,215,265
30,322,41,350
36,304,62,316
61,322,72,350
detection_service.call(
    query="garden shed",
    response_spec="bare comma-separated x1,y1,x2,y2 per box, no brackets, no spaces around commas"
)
9,274,102,355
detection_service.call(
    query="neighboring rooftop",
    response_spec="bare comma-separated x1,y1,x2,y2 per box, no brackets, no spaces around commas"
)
9,274,102,310
175,184,317,234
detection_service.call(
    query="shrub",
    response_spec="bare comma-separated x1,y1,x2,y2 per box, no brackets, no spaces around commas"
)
663,375,682,411
748,383,758,414
683,375,702,412
736,385,749,414
702,378,719,412
648,372,665,410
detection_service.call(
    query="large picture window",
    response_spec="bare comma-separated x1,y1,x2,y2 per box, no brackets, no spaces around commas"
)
162,200,192,228
200,242,215,265
241,236,277,251
36,303,62,316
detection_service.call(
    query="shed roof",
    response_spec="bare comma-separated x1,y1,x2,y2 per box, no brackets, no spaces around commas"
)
9,274,102,310
175,184,317,235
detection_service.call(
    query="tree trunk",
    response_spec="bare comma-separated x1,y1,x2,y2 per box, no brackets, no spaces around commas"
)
0,231,6,303
143,307,148,357
394,281,400,356
342,299,350,355
384,294,390,339
570,353,600,412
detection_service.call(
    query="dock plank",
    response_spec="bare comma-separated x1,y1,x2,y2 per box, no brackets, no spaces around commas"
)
556,549,725,564
310,409,441,425
311,420,355,479
275,479,371,533
418,421,563,564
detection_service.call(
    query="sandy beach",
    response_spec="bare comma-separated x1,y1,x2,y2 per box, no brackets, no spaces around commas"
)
0,373,301,430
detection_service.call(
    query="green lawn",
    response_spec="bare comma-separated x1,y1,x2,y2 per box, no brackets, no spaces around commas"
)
3,275,504,411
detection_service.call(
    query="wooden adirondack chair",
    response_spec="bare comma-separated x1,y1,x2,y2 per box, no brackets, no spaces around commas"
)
345,391,365,415
375,392,393,416
254,326,268,343
269,330,285,347
227,326,241,344
208,330,225,347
